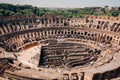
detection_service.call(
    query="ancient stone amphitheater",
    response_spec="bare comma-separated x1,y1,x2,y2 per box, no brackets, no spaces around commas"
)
0,14,120,80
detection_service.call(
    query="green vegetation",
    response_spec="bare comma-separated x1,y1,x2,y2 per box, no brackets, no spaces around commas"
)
0,3,120,18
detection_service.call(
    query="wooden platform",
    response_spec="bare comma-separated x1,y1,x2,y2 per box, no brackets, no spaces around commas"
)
23,43,39,50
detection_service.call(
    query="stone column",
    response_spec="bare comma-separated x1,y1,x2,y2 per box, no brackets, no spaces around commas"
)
2,24,8,33
7,24,12,32
0,27,5,34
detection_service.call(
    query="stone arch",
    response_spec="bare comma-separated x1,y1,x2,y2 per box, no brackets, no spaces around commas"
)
111,23,118,31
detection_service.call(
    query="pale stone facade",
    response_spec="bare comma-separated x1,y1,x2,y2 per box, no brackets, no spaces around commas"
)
0,14,120,80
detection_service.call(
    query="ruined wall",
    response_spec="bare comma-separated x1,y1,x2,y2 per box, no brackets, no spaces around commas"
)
0,14,120,80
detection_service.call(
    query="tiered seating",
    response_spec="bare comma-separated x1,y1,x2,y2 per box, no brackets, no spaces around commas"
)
0,14,120,80
2,26,118,52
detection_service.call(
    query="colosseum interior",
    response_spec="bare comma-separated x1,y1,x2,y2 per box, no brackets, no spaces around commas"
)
0,14,120,80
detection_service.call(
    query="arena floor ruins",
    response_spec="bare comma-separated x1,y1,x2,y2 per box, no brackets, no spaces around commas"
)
0,14,120,80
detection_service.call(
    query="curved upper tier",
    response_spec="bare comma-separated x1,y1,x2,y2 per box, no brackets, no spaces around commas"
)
0,14,120,80
0,14,120,36
0,14,120,52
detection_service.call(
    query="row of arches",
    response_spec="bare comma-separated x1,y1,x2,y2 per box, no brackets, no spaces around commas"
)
0,15,120,36
2,27,119,52
0,19,39,35
85,19,120,32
